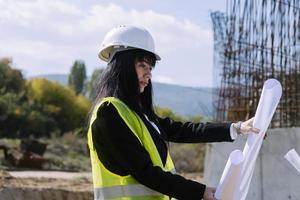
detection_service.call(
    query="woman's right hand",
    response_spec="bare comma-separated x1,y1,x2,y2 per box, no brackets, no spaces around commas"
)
203,186,217,200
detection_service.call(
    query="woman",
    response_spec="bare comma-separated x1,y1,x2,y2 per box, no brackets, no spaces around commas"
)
87,25,259,200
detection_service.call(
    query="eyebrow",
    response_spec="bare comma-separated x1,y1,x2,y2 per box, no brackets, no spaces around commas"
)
141,60,154,66
137,57,155,64
137,61,148,66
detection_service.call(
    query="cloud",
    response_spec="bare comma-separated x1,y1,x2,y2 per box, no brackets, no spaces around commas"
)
0,0,213,87
0,0,81,26
77,3,212,51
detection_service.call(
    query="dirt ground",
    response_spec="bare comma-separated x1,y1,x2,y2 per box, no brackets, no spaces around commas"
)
0,171,92,190
0,170,202,200
0,171,93,200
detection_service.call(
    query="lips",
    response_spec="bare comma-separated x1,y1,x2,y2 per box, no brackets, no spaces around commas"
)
140,81,148,87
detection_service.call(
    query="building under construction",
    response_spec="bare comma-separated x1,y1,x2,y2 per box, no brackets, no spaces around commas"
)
211,0,300,127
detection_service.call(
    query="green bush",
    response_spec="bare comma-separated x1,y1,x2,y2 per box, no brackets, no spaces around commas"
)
26,78,91,135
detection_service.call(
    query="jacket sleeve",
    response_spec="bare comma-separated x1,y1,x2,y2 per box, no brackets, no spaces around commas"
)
92,103,206,200
156,116,234,143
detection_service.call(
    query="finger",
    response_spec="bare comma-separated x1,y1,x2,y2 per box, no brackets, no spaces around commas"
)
241,126,259,134
251,127,260,133
245,127,260,134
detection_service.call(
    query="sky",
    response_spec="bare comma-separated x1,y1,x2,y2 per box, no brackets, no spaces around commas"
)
0,0,226,88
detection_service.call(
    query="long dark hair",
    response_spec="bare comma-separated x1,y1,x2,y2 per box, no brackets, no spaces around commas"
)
90,49,157,119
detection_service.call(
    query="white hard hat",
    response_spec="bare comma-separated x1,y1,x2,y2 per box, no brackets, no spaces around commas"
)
99,25,161,62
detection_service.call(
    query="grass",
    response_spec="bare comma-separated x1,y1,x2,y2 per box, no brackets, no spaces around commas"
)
0,133,91,172
0,133,206,173
169,143,206,173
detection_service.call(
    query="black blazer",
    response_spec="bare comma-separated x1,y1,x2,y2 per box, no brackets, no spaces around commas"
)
91,102,233,200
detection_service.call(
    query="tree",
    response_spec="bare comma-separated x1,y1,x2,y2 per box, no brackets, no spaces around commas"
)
86,68,104,100
68,60,87,95
0,58,27,137
0,93,21,137
0,58,92,138
0,58,24,94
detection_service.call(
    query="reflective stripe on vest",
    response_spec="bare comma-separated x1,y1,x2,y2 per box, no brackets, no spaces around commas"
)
94,168,176,200
94,184,162,200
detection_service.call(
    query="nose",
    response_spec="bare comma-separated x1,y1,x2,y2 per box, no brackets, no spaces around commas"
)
144,66,152,79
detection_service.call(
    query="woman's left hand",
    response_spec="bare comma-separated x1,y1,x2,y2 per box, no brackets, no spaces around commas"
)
233,117,260,135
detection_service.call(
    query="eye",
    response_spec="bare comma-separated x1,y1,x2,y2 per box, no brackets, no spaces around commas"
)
139,63,146,68
137,62,153,71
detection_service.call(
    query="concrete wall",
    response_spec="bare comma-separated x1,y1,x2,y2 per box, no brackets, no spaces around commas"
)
204,128,300,200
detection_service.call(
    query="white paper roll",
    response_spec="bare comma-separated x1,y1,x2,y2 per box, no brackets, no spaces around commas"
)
285,149,300,174
215,150,244,200
239,79,282,200
215,79,282,200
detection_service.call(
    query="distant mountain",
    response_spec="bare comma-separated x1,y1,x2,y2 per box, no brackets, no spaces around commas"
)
30,74,213,118
152,82,213,118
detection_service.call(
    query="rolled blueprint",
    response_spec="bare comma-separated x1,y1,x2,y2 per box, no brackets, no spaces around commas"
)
215,150,244,200
215,79,282,200
285,149,300,174
239,79,282,200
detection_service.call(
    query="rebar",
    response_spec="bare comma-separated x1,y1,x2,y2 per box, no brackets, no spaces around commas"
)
211,0,300,127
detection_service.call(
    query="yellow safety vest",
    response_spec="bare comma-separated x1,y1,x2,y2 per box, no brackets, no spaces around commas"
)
87,97,175,200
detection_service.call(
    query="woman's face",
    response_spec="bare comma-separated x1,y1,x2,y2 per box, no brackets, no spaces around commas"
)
135,60,153,93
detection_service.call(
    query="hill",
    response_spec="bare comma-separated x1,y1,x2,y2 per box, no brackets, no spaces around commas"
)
30,74,213,118
152,82,213,118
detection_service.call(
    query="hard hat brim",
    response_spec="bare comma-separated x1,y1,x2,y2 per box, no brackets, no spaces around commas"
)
99,46,161,62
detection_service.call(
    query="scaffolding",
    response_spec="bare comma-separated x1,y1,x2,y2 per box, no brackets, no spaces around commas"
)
211,0,300,127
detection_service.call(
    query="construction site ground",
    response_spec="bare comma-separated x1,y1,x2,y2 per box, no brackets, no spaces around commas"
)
0,170,202,200
0,170,93,200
